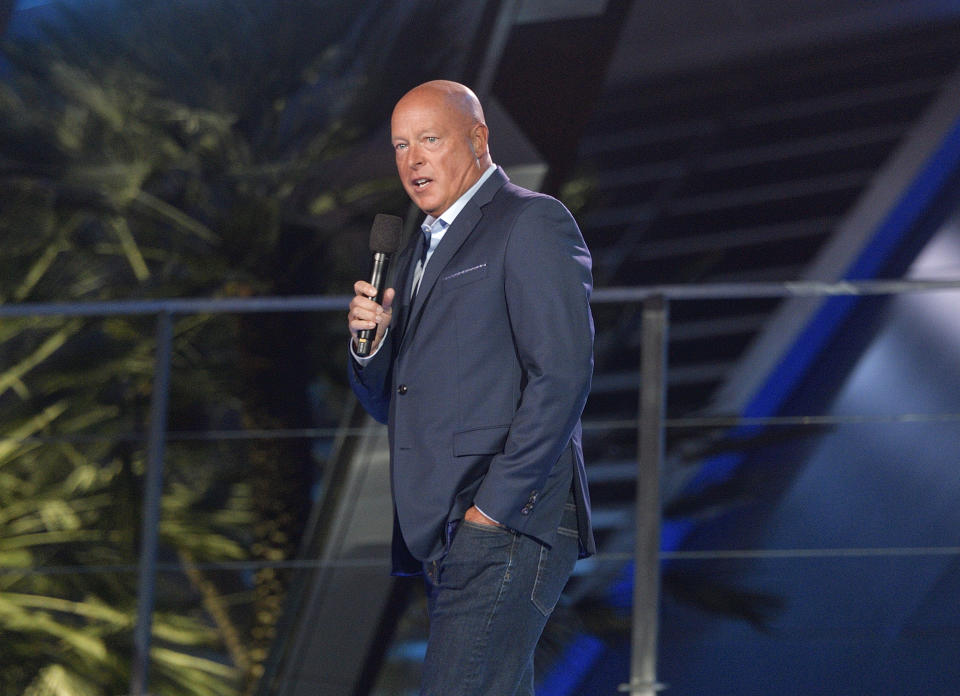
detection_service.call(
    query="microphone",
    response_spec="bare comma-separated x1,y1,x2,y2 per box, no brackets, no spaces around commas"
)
356,213,403,356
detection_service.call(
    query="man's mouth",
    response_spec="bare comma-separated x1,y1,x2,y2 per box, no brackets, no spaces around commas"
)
413,178,431,189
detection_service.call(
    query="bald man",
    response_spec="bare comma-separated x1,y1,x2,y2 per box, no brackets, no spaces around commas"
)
348,81,595,695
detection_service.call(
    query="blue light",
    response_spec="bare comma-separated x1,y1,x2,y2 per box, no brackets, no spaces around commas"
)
537,636,605,696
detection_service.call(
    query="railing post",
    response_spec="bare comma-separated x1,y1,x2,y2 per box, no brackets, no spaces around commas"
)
621,295,668,695
130,310,174,696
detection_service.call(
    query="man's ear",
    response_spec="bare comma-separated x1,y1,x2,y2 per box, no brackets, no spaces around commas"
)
471,123,489,158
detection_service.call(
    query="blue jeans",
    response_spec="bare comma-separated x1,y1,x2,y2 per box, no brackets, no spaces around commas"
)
420,499,580,696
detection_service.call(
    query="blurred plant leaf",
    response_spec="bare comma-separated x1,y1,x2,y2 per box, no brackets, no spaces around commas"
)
0,0,452,693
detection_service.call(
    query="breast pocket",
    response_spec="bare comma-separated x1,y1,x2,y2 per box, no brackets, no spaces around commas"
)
441,263,488,292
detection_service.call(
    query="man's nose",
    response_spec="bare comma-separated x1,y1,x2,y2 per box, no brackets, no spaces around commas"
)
406,143,423,167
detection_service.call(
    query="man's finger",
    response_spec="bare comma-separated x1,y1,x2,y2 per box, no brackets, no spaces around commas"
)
354,279,378,297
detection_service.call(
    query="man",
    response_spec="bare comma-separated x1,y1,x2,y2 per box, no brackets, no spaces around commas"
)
347,80,595,696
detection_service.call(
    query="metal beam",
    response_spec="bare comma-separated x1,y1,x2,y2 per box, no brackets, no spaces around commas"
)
621,295,668,695
130,310,173,696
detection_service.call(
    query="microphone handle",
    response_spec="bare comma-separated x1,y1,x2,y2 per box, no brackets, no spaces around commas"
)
355,251,390,356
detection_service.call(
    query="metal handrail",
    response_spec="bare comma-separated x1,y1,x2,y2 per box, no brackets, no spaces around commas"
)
2,278,959,319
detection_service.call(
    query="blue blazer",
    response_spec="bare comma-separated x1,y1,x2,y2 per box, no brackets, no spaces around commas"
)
349,167,596,575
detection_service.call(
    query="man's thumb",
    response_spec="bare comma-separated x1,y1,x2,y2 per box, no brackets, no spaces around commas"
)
382,287,396,312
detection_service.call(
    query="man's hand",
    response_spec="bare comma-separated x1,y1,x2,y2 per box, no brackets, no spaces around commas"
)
348,280,395,354
464,505,503,528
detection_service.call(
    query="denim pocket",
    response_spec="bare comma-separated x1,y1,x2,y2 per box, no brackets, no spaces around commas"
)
531,502,579,615
461,519,511,534
440,520,516,592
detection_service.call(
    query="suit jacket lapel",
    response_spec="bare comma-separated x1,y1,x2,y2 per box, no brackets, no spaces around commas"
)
401,168,508,350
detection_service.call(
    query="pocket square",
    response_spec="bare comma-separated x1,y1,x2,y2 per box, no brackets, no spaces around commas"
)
443,263,487,281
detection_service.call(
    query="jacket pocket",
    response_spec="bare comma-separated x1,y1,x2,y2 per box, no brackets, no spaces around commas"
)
453,424,510,456
442,263,488,291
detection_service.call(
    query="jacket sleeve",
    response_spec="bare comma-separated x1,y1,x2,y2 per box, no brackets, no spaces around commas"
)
472,196,594,530
347,330,394,425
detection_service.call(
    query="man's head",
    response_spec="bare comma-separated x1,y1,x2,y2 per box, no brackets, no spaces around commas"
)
391,80,492,217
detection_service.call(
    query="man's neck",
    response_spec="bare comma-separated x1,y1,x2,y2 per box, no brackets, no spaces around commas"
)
423,163,497,228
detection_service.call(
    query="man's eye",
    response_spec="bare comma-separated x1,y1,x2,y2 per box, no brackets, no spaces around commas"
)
425,137,438,144
395,143,407,151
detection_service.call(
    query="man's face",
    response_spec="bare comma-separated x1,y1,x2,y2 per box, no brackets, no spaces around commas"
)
391,90,484,217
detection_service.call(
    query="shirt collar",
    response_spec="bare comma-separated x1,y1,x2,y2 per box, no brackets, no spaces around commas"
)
422,163,497,231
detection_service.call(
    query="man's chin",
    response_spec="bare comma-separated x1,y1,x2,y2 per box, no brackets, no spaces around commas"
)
407,190,440,215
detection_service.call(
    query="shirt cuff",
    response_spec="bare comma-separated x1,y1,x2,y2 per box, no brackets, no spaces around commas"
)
474,505,502,527
349,328,389,365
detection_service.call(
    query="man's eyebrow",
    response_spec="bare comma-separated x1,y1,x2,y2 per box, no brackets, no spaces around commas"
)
393,130,440,142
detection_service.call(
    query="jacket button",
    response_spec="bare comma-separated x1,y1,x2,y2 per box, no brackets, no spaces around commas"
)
397,384,408,395
521,504,533,515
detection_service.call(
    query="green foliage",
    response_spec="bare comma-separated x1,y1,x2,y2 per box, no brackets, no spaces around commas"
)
0,0,447,693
